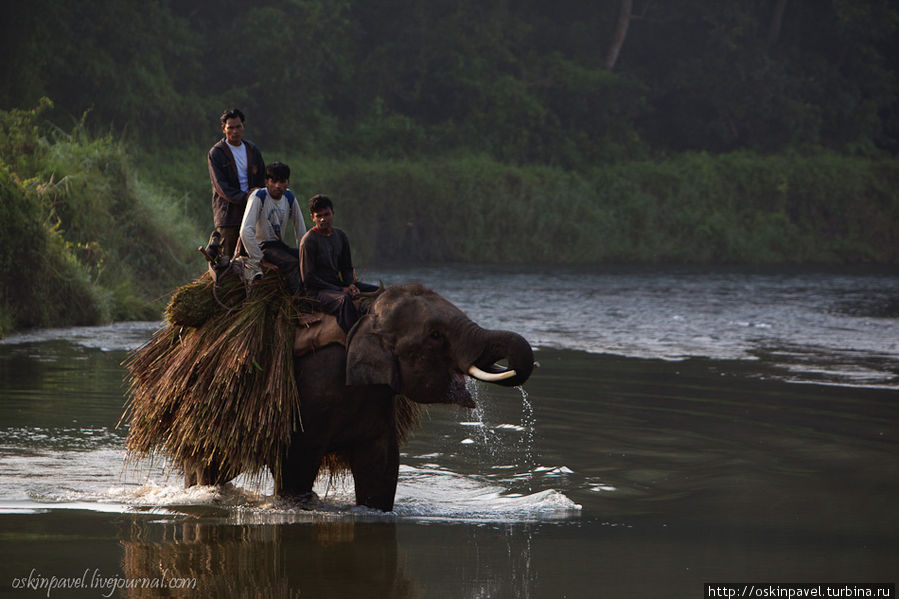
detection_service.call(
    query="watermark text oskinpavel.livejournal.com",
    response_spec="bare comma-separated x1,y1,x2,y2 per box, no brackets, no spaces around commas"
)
9,568,197,597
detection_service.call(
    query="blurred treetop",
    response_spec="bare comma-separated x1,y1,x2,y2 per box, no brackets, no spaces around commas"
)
2,0,897,168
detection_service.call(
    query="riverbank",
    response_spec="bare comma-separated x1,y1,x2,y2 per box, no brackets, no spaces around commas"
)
2,101,898,336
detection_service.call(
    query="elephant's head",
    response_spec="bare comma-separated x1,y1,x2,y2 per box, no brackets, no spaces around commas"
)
345,284,535,407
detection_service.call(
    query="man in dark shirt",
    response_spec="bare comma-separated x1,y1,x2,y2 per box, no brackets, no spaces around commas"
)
299,194,377,332
208,108,265,257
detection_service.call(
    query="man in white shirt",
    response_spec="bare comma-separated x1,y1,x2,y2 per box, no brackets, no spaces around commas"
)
239,162,305,295
208,108,265,257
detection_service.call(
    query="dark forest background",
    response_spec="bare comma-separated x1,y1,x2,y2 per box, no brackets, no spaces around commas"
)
4,0,899,161
2,0,898,332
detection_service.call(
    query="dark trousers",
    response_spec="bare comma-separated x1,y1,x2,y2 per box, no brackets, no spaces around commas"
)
216,226,240,257
314,281,379,332
260,240,302,295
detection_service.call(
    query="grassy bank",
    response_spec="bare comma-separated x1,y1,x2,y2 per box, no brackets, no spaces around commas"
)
153,146,899,267
286,152,899,266
0,101,202,336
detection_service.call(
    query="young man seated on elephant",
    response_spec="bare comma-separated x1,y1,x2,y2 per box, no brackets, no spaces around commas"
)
299,194,378,332
238,161,306,295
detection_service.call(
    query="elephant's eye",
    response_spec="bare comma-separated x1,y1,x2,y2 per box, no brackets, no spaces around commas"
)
429,330,442,340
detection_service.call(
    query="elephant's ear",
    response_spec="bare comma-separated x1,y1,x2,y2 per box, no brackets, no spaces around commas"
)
346,315,399,390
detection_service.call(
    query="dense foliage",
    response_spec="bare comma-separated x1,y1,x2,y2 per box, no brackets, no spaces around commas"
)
0,102,201,335
2,0,897,164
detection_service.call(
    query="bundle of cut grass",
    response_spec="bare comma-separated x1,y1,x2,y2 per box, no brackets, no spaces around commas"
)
163,272,216,327
163,269,254,327
122,269,303,484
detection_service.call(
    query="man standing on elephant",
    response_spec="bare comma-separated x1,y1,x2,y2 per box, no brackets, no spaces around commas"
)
299,194,378,332
208,108,265,257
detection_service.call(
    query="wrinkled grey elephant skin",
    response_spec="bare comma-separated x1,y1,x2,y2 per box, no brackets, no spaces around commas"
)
279,283,535,511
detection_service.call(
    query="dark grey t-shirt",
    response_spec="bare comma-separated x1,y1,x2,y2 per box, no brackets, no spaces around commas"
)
299,228,354,292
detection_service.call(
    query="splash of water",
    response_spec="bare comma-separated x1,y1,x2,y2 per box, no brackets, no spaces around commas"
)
518,386,537,492
466,379,501,461
465,382,538,492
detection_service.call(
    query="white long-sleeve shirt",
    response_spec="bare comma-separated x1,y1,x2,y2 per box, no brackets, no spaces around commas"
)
239,188,306,271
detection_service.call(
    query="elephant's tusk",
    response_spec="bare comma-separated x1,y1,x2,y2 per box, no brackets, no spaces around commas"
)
467,364,517,382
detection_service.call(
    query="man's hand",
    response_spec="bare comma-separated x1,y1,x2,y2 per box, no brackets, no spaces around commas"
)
343,284,361,299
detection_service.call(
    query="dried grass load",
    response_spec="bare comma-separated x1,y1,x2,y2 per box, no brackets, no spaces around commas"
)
121,270,303,483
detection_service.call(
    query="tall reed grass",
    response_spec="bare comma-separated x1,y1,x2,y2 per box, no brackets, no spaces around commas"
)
144,143,899,268
283,151,899,266
0,101,203,335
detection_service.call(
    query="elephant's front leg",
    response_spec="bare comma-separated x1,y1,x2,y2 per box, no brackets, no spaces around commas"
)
277,441,323,501
349,432,400,511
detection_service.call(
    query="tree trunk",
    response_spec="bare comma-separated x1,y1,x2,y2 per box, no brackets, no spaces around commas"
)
767,0,788,48
605,0,633,70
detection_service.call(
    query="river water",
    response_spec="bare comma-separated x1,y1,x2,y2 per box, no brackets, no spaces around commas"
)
1,266,897,597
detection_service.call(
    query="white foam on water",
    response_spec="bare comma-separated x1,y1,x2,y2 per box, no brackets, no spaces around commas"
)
109,481,261,507
533,466,574,475
0,444,582,523
393,464,581,522
496,424,526,431
590,484,618,492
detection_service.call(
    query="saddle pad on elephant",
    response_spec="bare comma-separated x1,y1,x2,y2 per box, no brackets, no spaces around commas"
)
293,312,346,356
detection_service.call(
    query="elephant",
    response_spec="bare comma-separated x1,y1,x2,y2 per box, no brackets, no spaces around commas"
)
275,283,536,511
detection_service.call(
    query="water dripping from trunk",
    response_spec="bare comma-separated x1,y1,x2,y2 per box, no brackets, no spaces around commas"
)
517,386,536,492
467,379,500,461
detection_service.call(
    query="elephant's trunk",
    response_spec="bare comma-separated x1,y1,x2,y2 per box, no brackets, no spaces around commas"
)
463,327,535,388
